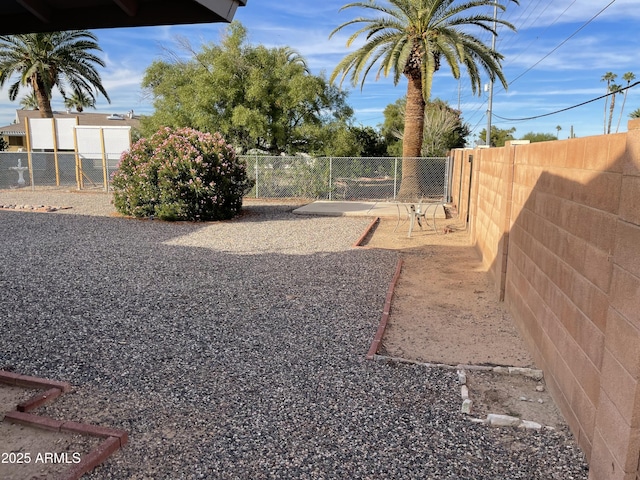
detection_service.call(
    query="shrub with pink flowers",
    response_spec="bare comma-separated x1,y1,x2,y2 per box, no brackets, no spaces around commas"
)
112,127,252,221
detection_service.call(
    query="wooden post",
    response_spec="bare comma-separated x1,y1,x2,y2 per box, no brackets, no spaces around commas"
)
24,117,35,190
73,123,82,190
51,118,60,186
100,128,108,192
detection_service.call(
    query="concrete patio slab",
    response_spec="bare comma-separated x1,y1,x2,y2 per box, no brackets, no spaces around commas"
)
292,200,447,218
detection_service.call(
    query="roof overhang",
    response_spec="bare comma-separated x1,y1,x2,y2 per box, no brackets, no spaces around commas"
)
0,0,247,34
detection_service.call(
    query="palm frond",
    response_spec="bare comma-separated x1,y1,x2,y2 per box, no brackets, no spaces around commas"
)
0,29,110,113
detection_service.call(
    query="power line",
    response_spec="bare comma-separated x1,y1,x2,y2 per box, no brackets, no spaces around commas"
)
503,0,617,88
498,0,574,66
462,1,616,134
492,80,639,122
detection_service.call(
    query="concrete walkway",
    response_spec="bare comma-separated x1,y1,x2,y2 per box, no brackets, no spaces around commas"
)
293,200,447,219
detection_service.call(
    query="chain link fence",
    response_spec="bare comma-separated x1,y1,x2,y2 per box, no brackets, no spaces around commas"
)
1,152,451,201
0,151,118,191
242,156,451,201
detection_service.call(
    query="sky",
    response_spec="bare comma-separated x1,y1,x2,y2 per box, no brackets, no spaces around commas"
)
1,0,638,144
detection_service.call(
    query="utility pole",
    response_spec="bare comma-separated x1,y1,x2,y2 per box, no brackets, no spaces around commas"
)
485,2,498,147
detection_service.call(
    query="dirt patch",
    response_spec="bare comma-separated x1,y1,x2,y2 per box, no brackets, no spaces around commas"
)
363,216,566,428
467,370,564,429
0,384,100,480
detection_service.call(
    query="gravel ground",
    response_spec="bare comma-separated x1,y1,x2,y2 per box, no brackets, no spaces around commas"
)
0,191,588,479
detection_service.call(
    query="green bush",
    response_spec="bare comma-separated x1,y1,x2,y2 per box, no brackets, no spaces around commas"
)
112,127,253,221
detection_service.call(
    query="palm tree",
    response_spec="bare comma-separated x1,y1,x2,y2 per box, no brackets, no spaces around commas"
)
601,72,616,134
555,125,561,139
64,89,96,113
615,71,636,133
0,30,110,119
607,83,621,135
20,91,39,110
330,0,517,198
630,108,640,119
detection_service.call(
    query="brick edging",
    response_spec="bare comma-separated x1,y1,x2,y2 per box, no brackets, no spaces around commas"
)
0,370,127,479
366,257,403,359
0,370,71,393
352,217,379,248
61,436,122,480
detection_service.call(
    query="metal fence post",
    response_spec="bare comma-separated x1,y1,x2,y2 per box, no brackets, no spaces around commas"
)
328,157,332,201
393,157,398,200
254,155,259,198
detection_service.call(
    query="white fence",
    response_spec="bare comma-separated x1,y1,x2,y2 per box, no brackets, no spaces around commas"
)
0,118,133,190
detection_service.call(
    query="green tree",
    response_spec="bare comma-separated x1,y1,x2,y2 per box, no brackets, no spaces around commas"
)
303,122,387,157
330,0,517,198
350,125,388,156
64,88,96,112
381,96,468,157
19,91,39,110
616,72,636,133
520,131,557,143
477,126,515,147
423,99,468,156
630,108,640,119
555,125,561,139
0,31,110,118
301,120,358,156
380,97,405,156
142,22,352,155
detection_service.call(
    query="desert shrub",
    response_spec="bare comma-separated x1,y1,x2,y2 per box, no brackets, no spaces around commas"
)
112,127,253,221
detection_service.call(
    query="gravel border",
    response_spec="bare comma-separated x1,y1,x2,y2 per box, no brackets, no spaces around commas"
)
0,191,588,479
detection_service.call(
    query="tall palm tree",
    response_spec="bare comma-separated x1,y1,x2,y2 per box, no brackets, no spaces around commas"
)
615,71,636,133
601,72,616,134
330,0,517,198
0,30,110,119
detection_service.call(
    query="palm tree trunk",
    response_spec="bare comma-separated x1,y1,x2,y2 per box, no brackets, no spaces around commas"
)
397,74,425,200
32,75,56,182
616,88,629,134
603,78,611,134
33,76,54,118
607,93,616,134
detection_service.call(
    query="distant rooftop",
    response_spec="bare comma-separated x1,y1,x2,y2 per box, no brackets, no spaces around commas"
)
0,0,247,34
0,109,141,137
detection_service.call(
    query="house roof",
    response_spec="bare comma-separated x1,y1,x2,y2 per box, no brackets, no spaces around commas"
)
0,109,142,137
0,0,247,34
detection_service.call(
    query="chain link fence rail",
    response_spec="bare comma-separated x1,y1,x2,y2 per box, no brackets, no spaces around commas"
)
241,156,451,201
2,152,451,202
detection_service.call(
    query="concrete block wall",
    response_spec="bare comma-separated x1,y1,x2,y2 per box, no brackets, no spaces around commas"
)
469,144,517,300
451,119,640,480
450,148,474,224
590,122,640,480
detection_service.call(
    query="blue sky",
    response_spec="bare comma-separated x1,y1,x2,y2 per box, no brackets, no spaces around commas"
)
1,0,638,143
